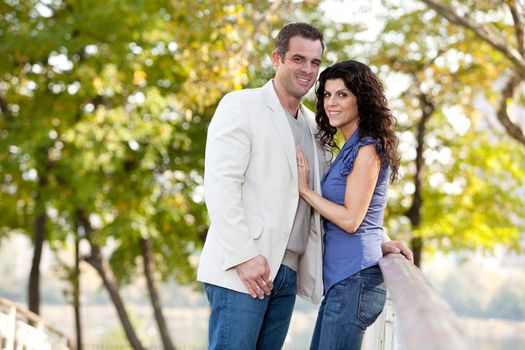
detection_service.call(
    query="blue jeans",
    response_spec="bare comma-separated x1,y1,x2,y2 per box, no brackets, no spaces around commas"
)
204,265,297,350
310,265,386,350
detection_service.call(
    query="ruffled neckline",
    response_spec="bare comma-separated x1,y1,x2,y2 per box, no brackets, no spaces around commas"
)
322,128,361,183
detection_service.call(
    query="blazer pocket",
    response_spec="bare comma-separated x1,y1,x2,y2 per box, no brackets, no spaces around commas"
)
247,218,264,240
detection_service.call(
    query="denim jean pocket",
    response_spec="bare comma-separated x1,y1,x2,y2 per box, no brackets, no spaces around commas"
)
357,282,386,327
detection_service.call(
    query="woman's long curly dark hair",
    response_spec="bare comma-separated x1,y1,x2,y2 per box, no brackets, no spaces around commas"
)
315,60,400,182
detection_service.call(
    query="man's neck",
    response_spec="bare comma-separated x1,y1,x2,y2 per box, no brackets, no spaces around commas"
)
272,80,301,116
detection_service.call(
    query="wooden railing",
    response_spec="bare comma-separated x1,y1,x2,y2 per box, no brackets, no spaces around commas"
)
362,253,473,350
0,298,72,350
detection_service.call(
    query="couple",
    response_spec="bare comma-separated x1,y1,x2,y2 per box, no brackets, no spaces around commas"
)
197,22,413,350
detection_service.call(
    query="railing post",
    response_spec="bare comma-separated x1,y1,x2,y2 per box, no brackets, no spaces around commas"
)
362,293,397,350
0,305,16,350
0,298,72,350
382,296,397,350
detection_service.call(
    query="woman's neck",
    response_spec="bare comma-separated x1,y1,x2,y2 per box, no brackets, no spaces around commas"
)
341,121,359,141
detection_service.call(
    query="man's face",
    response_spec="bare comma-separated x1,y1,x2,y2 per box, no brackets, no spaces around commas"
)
272,36,323,100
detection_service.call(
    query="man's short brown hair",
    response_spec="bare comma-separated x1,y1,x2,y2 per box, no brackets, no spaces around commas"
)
274,22,324,59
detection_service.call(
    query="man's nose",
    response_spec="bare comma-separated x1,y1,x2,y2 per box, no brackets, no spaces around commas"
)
300,61,316,73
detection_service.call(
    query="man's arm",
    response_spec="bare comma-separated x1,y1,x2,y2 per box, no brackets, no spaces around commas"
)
204,93,272,298
204,93,259,268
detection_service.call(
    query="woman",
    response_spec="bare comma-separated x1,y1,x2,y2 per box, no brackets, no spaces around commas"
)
296,60,400,350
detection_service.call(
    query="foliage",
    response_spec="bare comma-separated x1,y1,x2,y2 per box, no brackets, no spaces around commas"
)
0,0,297,280
360,0,525,259
1,0,199,288
1,0,524,324
0,0,367,290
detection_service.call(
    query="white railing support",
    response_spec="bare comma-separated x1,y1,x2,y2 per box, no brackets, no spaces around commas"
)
0,298,72,350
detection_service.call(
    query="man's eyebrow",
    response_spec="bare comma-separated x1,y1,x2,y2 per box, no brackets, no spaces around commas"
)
290,54,321,64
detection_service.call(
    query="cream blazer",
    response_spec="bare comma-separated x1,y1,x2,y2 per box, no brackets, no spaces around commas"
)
197,80,329,304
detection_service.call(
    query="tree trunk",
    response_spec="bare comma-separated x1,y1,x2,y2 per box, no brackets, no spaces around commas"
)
405,89,434,268
85,245,145,350
74,236,83,350
28,177,47,314
410,236,423,268
140,238,176,350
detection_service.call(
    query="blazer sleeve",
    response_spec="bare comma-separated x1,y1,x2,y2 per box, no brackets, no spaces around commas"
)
203,93,260,270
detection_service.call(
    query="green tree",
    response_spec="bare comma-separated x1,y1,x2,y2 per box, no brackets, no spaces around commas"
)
419,0,525,146
2,0,353,348
358,0,525,265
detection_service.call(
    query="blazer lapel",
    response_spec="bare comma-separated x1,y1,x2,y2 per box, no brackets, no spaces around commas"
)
263,81,298,178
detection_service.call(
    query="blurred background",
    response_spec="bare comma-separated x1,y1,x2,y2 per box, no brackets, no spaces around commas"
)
1,0,524,349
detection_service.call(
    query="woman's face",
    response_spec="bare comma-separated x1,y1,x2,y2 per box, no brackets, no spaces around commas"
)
323,78,359,140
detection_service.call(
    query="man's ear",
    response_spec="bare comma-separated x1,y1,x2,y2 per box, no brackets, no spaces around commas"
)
271,50,281,70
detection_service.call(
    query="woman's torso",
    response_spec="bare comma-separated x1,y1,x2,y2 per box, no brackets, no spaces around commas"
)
321,129,390,292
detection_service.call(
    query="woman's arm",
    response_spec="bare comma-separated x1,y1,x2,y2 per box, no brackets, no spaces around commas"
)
297,145,380,234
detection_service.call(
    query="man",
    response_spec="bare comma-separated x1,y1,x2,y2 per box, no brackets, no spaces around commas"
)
197,23,412,349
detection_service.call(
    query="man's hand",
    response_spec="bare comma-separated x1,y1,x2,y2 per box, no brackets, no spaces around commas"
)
235,255,274,299
381,240,414,264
